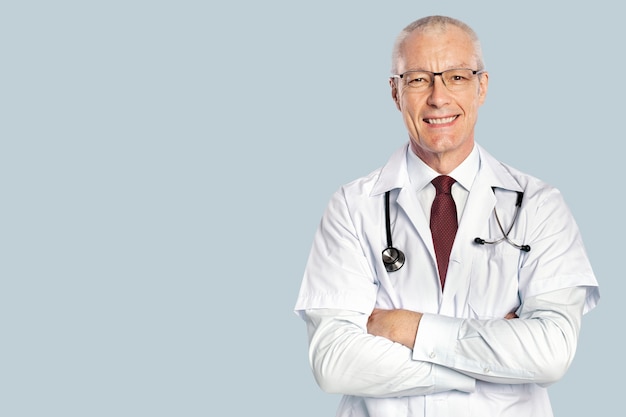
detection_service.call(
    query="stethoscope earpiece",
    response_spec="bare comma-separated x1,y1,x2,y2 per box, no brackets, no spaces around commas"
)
383,189,531,273
473,190,531,252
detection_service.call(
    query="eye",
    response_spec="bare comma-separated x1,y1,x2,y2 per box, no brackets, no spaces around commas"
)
404,72,431,88
444,69,474,85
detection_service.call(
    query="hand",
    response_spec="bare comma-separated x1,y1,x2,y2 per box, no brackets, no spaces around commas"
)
367,308,422,349
367,309,517,349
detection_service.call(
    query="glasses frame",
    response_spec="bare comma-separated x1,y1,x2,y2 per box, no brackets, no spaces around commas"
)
390,68,485,91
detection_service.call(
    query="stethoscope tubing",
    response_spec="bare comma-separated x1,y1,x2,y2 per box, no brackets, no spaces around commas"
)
382,188,531,272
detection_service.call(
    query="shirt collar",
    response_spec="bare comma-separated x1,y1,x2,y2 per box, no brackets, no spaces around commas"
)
370,142,522,197
406,144,480,192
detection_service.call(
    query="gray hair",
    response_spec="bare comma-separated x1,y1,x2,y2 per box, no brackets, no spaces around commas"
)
391,15,485,74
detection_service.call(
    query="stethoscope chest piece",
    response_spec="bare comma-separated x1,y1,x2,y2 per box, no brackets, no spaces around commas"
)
382,191,406,272
382,246,405,272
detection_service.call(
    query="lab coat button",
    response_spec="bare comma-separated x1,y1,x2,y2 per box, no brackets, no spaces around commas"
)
429,352,436,358
484,368,490,373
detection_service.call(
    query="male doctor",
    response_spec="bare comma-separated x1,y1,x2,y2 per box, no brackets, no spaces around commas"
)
294,15,600,417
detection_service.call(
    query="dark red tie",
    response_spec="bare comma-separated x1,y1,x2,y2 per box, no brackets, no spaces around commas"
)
430,175,458,288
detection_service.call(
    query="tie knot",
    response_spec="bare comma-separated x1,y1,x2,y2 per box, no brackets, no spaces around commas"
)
432,175,455,195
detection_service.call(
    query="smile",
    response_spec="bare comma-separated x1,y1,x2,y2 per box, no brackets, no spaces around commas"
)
424,116,457,124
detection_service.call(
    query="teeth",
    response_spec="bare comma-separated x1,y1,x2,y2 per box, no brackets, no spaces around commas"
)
426,116,456,124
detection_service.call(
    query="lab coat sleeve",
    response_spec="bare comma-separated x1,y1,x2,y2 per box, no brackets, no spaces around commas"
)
303,308,476,397
412,286,586,386
294,187,379,314
518,186,599,313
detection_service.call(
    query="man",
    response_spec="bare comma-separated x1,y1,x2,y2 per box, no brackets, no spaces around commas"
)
294,15,599,417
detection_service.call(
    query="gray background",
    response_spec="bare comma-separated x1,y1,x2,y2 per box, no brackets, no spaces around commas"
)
1,1,619,416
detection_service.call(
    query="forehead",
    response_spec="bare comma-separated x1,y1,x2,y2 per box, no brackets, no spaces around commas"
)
397,26,477,72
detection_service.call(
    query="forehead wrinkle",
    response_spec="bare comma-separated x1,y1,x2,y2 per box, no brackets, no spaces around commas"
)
397,27,479,74
403,63,475,73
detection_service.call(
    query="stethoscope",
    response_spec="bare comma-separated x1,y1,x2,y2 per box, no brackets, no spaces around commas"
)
382,188,531,272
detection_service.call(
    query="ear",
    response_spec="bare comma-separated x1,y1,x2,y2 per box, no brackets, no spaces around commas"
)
477,71,489,105
389,78,401,111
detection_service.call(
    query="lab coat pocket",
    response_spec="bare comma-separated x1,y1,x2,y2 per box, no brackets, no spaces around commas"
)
362,397,409,417
468,246,522,319
336,396,409,417
471,382,534,416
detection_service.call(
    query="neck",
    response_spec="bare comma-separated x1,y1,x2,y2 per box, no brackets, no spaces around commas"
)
409,141,474,175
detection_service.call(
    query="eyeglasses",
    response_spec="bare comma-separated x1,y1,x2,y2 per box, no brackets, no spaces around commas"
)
391,68,484,92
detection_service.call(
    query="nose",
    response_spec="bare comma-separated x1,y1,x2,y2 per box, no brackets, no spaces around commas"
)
426,75,452,107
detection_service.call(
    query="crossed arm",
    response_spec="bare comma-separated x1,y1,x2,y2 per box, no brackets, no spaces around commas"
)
303,287,586,398
367,308,518,349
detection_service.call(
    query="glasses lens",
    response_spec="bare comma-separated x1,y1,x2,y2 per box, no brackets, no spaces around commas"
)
403,71,432,90
442,69,476,91
401,69,478,91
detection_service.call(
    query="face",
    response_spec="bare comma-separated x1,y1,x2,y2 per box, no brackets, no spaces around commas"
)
390,26,488,172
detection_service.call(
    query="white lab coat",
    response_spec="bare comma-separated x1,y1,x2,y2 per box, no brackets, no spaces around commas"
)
295,143,599,417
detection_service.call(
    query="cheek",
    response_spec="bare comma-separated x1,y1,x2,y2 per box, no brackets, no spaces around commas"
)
463,98,482,121
401,106,423,132
399,95,424,119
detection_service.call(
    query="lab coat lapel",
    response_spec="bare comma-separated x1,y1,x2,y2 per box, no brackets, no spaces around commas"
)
440,173,496,308
456,172,499,254
372,144,438,264
396,186,436,261
441,147,521,308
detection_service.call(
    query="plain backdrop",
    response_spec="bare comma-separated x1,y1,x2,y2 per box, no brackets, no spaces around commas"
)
0,1,620,416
